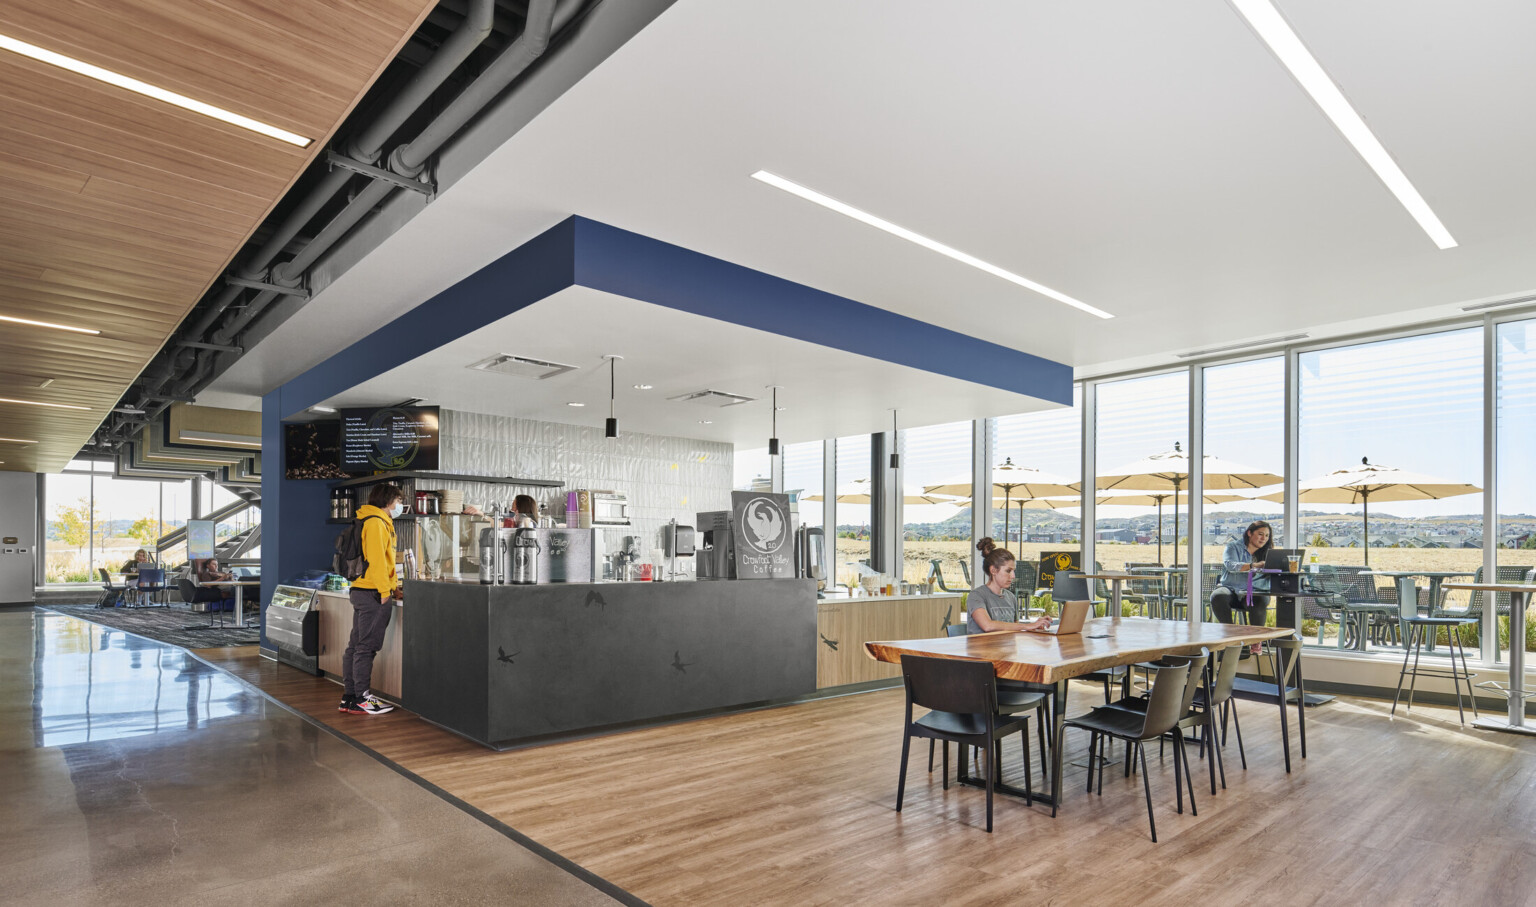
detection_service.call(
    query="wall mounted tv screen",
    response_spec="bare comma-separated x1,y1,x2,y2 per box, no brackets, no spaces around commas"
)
339,406,440,473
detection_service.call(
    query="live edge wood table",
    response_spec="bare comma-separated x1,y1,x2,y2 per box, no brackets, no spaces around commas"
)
866,617,1293,815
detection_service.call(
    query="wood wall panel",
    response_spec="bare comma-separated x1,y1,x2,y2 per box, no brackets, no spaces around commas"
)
816,595,962,688
0,0,438,471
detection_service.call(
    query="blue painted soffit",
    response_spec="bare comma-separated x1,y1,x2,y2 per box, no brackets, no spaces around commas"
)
276,215,1072,417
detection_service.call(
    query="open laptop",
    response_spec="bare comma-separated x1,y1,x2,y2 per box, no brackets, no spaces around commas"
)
1029,599,1091,635
1264,548,1305,570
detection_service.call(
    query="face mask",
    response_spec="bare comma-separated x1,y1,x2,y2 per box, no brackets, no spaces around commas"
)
390,502,405,518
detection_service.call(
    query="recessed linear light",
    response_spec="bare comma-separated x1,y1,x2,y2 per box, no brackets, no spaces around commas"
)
698,420,713,425
1462,294,1536,314
1177,332,1308,359
0,396,89,410
0,34,313,147
567,402,585,407
180,435,263,448
1229,0,1455,250
0,313,100,335
309,405,337,414
751,170,1113,319
633,384,653,390
0,437,37,443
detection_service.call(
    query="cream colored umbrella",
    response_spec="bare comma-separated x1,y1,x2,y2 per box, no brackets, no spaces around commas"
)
1091,489,1248,565
1260,457,1480,566
803,478,962,506
924,458,1080,549
1097,442,1282,566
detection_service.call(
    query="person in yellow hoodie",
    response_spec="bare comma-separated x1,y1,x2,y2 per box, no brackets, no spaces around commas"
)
340,484,405,715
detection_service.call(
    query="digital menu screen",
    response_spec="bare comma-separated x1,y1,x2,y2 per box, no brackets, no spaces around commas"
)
339,406,440,473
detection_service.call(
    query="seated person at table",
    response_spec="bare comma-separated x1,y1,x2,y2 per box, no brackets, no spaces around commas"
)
122,548,152,573
1211,520,1273,626
196,557,238,611
966,538,1052,633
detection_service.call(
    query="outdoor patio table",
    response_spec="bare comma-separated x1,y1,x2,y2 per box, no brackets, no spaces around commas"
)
1128,566,1186,619
1077,572,1140,618
1441,581,1536,737
865,618,1293,815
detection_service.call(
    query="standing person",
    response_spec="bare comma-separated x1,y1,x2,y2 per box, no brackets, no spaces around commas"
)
1211,520,1274,625
340,484,404,716
967,537,1052,633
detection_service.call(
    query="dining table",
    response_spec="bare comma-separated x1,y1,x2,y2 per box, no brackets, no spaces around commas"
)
865,617,1294,815
1076,572,1140,618
1442,581,1536,737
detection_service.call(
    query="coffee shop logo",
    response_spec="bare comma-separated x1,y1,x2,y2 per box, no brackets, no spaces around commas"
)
549,534,570,555
741,497,787,555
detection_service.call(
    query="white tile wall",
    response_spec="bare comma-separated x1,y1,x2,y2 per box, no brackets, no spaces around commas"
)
432,409,734,561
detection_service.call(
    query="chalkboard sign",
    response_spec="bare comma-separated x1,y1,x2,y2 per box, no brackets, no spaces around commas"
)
731,491,793,580
339,406,439,472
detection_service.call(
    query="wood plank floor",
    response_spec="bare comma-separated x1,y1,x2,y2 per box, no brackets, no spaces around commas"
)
202,647,1536,906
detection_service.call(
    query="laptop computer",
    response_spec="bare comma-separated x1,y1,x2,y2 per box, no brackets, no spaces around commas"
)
1029,599,1091,636
1264,548,1305,570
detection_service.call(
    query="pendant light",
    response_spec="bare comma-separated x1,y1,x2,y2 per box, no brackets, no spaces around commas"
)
767,385,781,455
603,354,622,438
889,409,900,469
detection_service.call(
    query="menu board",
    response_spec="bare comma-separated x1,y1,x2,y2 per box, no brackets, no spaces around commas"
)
339,406,439,472
730,491,794,580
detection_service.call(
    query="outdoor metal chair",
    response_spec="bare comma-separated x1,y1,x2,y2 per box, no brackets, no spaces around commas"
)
1430,564,1529,652
1010,560,1039,616
96,568,126,609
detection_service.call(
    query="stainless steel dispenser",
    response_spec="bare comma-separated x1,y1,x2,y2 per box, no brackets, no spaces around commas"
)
795,526,826,587
695,510,733,580
478,527,497,584
510,527,540,585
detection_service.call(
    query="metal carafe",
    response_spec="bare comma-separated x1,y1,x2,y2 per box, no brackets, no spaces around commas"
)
478,527,497,584
510,527,541,585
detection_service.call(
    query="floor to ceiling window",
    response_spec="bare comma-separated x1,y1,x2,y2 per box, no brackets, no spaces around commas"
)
732,447,771,492
1496,318,1536,662
994,389,1082,598
44,462,191,582
783,440,825,589
1299,329,1483,654
898,420,971,586
1095,373,1190,574
833,434,871,592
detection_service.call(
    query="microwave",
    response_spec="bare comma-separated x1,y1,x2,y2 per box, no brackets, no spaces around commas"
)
590,492,630,526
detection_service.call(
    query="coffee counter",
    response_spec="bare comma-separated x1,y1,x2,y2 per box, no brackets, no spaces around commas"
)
403,578,817,749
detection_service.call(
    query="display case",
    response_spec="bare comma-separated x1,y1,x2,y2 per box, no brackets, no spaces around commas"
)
414,512,494,581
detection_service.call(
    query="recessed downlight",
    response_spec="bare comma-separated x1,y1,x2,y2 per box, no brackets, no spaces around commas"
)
751,170,1113,319
0,34,313,147
0,396,89,411
0,313,101,335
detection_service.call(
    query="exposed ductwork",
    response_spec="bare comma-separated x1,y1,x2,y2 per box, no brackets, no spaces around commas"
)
102,0,582,455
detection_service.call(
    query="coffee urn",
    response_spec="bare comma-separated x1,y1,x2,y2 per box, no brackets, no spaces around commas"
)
510,528,540,585
478,527,497,584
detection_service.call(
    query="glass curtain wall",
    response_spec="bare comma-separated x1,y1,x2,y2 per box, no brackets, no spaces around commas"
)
44,463,192,582
732,447,772,492
898,420,971,586
994,389,1083,602
1095,373,1190,573
1496,318,1536,661
1298,329,1483,654
783,440,823,533
834,434,871,593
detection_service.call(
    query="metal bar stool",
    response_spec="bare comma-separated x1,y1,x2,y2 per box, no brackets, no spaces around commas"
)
1392,616,1479,724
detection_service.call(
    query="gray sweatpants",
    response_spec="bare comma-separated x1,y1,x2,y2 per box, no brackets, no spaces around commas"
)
342,588,392,699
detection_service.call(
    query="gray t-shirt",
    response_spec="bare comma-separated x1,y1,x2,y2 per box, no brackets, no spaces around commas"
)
966,584,1020,633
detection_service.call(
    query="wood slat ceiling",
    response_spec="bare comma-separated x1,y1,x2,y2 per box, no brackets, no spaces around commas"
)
0,0,438,473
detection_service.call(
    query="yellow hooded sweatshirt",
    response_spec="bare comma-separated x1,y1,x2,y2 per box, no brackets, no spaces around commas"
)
352,503,399,595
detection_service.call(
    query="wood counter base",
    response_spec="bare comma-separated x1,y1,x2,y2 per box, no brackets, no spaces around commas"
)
314,590,403,701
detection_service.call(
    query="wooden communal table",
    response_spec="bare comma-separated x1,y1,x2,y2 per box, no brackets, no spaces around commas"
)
1442,582,1536,737
866,617,1293,814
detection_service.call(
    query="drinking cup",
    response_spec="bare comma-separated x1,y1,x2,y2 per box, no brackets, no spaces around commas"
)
1286,556,1300,572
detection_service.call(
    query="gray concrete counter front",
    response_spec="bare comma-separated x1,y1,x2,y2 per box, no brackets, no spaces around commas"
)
403,579,818,748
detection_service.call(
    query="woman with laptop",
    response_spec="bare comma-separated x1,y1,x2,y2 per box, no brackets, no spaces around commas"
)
966,538,1053,633
1211,519,1274,625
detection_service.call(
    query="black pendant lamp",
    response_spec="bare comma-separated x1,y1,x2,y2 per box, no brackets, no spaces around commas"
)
767,385,781,455
603,354,622,438
889,409,900,469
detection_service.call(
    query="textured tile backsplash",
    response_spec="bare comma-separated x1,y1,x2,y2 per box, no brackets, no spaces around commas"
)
432,409,733,565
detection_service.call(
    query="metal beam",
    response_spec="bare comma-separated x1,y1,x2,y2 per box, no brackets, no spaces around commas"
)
176,340,243,353
325,150,435,197
222,275,310,300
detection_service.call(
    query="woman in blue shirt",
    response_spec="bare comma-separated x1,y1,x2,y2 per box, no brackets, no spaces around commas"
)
1211,520,1274,625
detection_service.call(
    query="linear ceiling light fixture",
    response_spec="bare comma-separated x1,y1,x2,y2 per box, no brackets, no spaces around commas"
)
0,34,312,147
179,435,263,448
750,170,1113,319
0,313,101,335
1177,332,1309,359
0,436,38,444
1229,0,1456,250
0,395,90,410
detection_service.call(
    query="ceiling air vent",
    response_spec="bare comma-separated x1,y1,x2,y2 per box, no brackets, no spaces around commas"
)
667,389,756,408
468,354,579,380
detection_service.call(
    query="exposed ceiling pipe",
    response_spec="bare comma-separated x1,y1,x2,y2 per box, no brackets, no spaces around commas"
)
102,0,500,448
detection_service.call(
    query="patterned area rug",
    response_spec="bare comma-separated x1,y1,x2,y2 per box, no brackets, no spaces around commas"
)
44,603,260,648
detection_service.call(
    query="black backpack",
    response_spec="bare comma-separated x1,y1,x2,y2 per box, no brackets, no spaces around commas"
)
334,514,385,581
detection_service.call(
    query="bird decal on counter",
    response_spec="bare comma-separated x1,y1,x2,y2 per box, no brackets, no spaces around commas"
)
819,633,839,651
744,500,783,549
940,605,953,635
497,647,520,664
671,651,694,674
584,589,606,610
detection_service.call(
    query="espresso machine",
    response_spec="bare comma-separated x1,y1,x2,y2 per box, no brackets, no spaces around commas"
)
695,510,734,580
795,525,826,589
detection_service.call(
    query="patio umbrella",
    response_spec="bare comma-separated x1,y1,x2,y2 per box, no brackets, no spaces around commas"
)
1259,457,1480,566
1091,489,1249,565
924,458,1079,551
803,478,963,506
1097,442,1282,567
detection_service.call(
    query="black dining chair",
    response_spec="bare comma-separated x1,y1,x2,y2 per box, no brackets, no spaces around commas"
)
896,654,1033,833
1065,656,1196,843
96,568,126,609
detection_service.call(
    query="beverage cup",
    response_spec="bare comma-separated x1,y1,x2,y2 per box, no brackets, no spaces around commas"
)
1286,556,1300,572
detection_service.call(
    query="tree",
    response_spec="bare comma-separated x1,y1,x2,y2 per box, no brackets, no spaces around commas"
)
127,513,160,547
54,498,91,551
1309,532,1331,548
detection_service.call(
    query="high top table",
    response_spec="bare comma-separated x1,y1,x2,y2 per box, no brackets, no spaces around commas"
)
866,617,1293,815
1076,572,1139,617
1441,581,1536,737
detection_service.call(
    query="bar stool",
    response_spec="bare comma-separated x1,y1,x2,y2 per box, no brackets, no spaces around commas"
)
1392,616,1479,725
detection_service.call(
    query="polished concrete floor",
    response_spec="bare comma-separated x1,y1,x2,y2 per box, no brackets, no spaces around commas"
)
0,609,631,905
